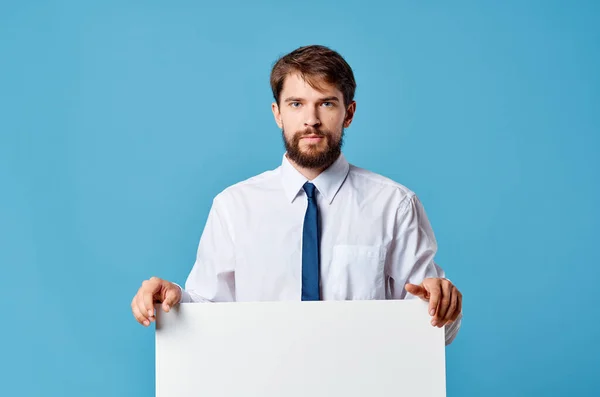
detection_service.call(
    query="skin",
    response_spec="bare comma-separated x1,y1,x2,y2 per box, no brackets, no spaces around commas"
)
272,72,355,179
131,277,180,327
131,72,462,328
405,279,462,327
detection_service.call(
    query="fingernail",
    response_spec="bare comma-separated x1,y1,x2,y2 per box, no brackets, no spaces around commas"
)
143,320,149,326
164,304,170,312
429,309,435,316
148,310,153,317
431,319,436,326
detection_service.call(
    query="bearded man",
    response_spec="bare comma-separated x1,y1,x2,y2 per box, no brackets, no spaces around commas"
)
131,44,463,346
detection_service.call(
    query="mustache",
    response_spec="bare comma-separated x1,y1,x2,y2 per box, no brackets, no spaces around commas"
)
295,128,328,138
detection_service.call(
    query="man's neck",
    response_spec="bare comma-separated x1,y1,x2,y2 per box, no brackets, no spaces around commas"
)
285,153,339,181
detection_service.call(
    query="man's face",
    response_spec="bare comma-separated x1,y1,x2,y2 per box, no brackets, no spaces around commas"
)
272,73,355,169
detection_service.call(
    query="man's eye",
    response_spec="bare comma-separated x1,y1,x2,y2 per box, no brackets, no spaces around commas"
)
322,102,333,107
290,102,301,108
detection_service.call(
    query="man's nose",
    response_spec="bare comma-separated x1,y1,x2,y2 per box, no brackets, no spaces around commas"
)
303,107,321,128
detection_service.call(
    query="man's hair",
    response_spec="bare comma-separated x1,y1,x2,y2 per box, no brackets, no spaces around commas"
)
270,45,356,107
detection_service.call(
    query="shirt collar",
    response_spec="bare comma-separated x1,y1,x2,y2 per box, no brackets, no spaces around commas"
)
280,152,350,204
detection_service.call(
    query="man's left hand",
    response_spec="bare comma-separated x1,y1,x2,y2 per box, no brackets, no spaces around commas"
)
405,278,462,328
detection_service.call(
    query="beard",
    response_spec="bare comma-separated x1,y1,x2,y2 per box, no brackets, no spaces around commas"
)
282,126,345,169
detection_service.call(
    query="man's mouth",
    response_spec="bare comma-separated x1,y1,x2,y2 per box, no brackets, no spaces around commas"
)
301,135,325,143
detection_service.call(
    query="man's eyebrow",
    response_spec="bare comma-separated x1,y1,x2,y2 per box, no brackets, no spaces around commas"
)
283,96,340,102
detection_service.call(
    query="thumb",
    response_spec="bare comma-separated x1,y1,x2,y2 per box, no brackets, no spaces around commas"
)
162,285,180,312
405,283,428,299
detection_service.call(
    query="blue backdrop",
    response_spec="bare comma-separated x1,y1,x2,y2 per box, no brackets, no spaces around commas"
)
1,1,598,396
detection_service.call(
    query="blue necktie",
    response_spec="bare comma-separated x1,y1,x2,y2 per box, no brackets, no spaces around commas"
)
302,182,320,301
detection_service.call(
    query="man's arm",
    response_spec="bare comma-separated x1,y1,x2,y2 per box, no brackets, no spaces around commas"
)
177,194,236,303
385,193,462,345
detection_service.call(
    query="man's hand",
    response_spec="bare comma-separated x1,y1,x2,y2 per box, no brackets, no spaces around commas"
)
405,278,462,328
131,276,181,327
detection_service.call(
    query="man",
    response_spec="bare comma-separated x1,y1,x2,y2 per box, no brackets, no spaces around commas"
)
131,45,463,345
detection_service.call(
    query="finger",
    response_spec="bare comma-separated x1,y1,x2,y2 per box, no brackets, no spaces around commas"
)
137,292,154,321
162,287,179,312
435,281,452,325
427,283,442,318
132,300,150,326
442,289,458,326
142,278,161,317
136,293,152,322
455,291,462,320
445,294,462,326
405,283,428,299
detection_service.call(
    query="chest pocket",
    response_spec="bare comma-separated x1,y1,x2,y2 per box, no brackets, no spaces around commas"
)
327,244,387,300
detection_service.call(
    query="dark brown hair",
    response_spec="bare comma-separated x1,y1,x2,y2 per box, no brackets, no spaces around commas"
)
270,45,356,107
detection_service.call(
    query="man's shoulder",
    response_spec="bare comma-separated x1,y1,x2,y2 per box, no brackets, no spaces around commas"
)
348,163,416,201
213,166,282,204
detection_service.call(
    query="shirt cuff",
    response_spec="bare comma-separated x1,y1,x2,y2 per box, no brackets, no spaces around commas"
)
444,310,463,345
172,282,192,303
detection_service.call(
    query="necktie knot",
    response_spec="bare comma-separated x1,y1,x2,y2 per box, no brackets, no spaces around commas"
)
303,182,316,200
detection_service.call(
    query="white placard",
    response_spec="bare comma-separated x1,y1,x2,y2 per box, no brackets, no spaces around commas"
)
156,299,446,396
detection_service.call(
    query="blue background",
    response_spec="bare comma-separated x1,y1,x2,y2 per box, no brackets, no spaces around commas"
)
1,1,599,396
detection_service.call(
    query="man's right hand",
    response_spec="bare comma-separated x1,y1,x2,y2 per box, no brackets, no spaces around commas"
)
131,276,182,327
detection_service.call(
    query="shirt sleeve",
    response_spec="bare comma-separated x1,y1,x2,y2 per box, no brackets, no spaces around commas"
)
385,194,462,346
177,195,236,303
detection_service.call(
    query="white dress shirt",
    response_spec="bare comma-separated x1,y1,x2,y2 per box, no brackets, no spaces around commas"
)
179,153,462,345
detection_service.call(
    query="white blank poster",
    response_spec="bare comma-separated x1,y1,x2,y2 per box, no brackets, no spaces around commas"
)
155,299,446,397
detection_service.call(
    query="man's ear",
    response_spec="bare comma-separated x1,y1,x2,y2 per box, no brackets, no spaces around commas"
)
271,102,283,129
343,101,357,128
